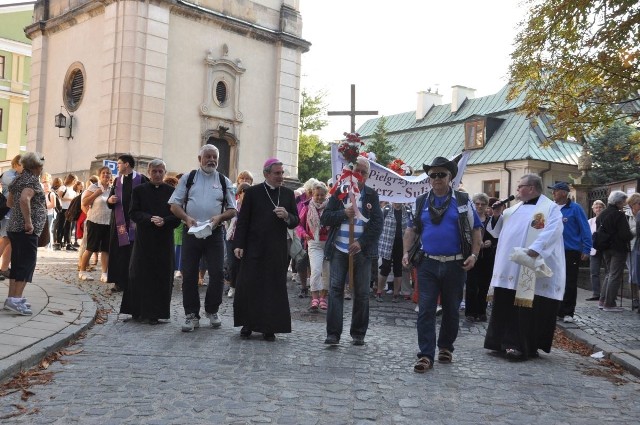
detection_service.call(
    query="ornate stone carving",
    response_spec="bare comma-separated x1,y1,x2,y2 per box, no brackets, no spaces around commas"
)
201,48,245,124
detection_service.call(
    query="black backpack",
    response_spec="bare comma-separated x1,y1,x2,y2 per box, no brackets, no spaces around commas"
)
183,169,228,215
65,194,83,222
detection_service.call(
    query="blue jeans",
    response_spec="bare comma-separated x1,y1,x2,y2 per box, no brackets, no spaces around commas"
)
326,250,371,340
416,257,466,361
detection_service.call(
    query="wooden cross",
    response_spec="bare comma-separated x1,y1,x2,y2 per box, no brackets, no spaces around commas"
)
327,84,378,133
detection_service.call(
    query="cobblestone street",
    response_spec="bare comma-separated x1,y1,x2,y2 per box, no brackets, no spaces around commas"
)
1,250,640,424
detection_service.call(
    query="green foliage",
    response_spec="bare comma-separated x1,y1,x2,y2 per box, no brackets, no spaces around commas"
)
298,89,331,183
366,116,395,166
508,0,640,142
298,133,331,183
300,89,328,133
589,121,640,183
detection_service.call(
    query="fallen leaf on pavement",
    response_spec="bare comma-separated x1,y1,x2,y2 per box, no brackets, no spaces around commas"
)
48,310,64,315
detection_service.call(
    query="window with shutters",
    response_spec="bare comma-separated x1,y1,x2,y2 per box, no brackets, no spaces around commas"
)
63,63,86,112
0,56,5,79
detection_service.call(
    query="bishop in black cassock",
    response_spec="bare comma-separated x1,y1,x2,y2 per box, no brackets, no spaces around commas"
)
233,159,299,340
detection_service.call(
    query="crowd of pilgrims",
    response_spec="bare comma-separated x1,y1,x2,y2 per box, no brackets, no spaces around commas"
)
5,150,640,373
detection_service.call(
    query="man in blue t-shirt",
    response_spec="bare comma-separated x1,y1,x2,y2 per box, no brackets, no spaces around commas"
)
402,157,483,373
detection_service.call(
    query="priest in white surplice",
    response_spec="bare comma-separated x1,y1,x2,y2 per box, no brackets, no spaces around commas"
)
484,173,566,360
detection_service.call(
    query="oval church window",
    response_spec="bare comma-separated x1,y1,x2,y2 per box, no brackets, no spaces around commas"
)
215,81,227,106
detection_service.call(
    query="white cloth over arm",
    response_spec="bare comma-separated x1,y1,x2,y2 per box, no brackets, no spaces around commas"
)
490,198,566,301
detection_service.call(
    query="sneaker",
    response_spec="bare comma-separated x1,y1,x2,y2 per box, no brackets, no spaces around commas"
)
385,289,393,295
182,313,200,332
603,306,624,312
66,244,78,251
324,335,340,346
563,316,574,323
459,300,466,311
598,302,604,310
414,305,419,313
174,271,182,279
16,298,32,308
4,298,32,316
206,312,221,328
100,273,108,283
78,272,94,281
375,292,383,302
352,336,365,346
53,243,61,251
227,287,235,298
436,305,443,316
344,291,352,300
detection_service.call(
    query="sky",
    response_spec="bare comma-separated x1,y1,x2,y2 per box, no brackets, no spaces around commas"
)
298,0,530,142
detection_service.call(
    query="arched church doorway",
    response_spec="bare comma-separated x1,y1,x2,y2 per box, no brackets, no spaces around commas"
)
208,137,230,176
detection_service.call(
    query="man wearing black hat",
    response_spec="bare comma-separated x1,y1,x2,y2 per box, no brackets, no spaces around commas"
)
402,157,483,373
549,182,591,323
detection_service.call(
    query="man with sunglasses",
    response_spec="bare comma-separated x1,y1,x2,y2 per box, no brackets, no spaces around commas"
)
402,157,482,373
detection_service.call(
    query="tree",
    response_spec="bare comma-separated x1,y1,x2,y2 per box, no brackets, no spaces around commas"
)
366,116,395,166
298,133,331,183
298,89,331,183
508,0,640,142
299,89,328,133
589,121,640,184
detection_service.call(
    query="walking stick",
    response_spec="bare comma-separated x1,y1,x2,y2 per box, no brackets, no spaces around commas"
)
349,217,354,291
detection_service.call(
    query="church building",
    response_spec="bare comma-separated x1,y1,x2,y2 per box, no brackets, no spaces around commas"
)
25,0,310,181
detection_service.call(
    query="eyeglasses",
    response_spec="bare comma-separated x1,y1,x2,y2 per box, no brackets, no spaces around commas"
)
428,172,448,179
517,184,532,189
270,171,285,176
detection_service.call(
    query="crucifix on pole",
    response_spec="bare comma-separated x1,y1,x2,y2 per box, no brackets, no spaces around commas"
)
327,84,378,133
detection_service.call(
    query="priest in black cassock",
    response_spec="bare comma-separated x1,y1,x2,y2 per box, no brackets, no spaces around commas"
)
107,154,148,293
120,159,180,324
233,158,299,341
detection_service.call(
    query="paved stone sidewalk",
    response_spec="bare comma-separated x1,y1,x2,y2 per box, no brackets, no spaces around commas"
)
0,253,96,383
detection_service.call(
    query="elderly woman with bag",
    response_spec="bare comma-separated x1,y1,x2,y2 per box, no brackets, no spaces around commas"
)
3,153,47,315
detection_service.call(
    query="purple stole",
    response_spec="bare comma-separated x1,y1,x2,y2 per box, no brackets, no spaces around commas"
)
115,172,142,247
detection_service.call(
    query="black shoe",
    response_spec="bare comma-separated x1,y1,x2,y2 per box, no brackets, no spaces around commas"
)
263,333,276,341
73,242,80,247
324,335,340,346
53,243,61,251
148,318,159,325
585,296,600,301
66,244,77,251
240,326,252,338
352,336,365,346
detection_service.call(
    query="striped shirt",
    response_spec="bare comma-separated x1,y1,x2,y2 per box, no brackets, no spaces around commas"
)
335,194,364,254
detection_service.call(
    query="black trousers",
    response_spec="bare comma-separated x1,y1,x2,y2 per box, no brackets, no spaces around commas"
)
181,227,225,318
558,250,581,317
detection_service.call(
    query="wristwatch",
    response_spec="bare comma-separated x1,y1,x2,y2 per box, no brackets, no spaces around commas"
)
470,253,478,260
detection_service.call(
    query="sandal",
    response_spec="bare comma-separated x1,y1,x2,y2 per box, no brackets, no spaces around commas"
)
319,298,328,310
413,357,432,373
310,298,319,310
438,348,453,363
